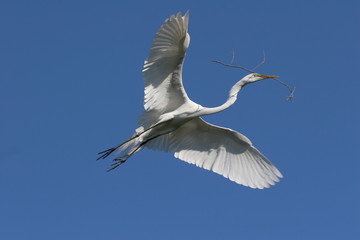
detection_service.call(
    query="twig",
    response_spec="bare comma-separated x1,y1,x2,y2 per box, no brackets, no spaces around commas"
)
230,48,235,65
286,87,295,102
252,51,266,71
211,60,254,73
211,58,295,101
273,78,295,102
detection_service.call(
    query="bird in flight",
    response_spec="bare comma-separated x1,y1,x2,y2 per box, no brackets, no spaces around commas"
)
98,12,283,189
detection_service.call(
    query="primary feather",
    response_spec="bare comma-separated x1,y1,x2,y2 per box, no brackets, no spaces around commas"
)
142,12,192,114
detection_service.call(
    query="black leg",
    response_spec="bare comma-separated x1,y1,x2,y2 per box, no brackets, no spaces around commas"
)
105,133,164,171
97,122,164,160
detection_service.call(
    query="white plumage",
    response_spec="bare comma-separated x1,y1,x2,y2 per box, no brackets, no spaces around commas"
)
98,12,283,189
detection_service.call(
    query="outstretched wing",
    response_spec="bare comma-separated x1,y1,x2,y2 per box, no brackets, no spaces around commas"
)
142,11,191,114
146,118,283,189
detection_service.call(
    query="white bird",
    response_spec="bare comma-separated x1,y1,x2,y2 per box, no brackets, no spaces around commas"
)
98,12,283,189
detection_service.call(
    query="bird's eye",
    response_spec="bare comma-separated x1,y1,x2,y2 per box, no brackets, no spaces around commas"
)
253,73,262,77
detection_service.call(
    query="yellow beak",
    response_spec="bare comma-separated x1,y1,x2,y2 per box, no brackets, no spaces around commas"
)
260,74,279,79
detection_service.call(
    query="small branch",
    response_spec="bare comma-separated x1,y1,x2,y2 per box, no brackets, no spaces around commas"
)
273,78,295,102
230,48,235,65
286,87,296,102
252,51,266,71
211,60,254,73
211,58,295,102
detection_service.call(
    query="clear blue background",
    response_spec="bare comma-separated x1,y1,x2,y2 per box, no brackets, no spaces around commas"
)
1,0,359,239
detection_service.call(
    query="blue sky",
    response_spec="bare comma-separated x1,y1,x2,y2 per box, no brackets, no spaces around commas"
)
1,0,359,239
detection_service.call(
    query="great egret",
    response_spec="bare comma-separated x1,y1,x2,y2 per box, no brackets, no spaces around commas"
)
98,12,283,189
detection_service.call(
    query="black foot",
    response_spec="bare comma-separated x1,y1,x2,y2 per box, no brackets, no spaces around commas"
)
97,147,118,160
106,157,127,172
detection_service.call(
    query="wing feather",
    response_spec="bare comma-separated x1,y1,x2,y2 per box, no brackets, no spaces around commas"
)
142,12,191,114
145,117,283,189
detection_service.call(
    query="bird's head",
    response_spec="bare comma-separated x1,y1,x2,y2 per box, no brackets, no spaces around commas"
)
242,73,279,86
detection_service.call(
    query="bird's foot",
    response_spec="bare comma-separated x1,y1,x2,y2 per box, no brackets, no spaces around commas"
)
97,147,118,160
106,157,128,172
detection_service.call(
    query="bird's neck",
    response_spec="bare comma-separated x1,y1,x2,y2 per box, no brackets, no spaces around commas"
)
198,80,245,116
